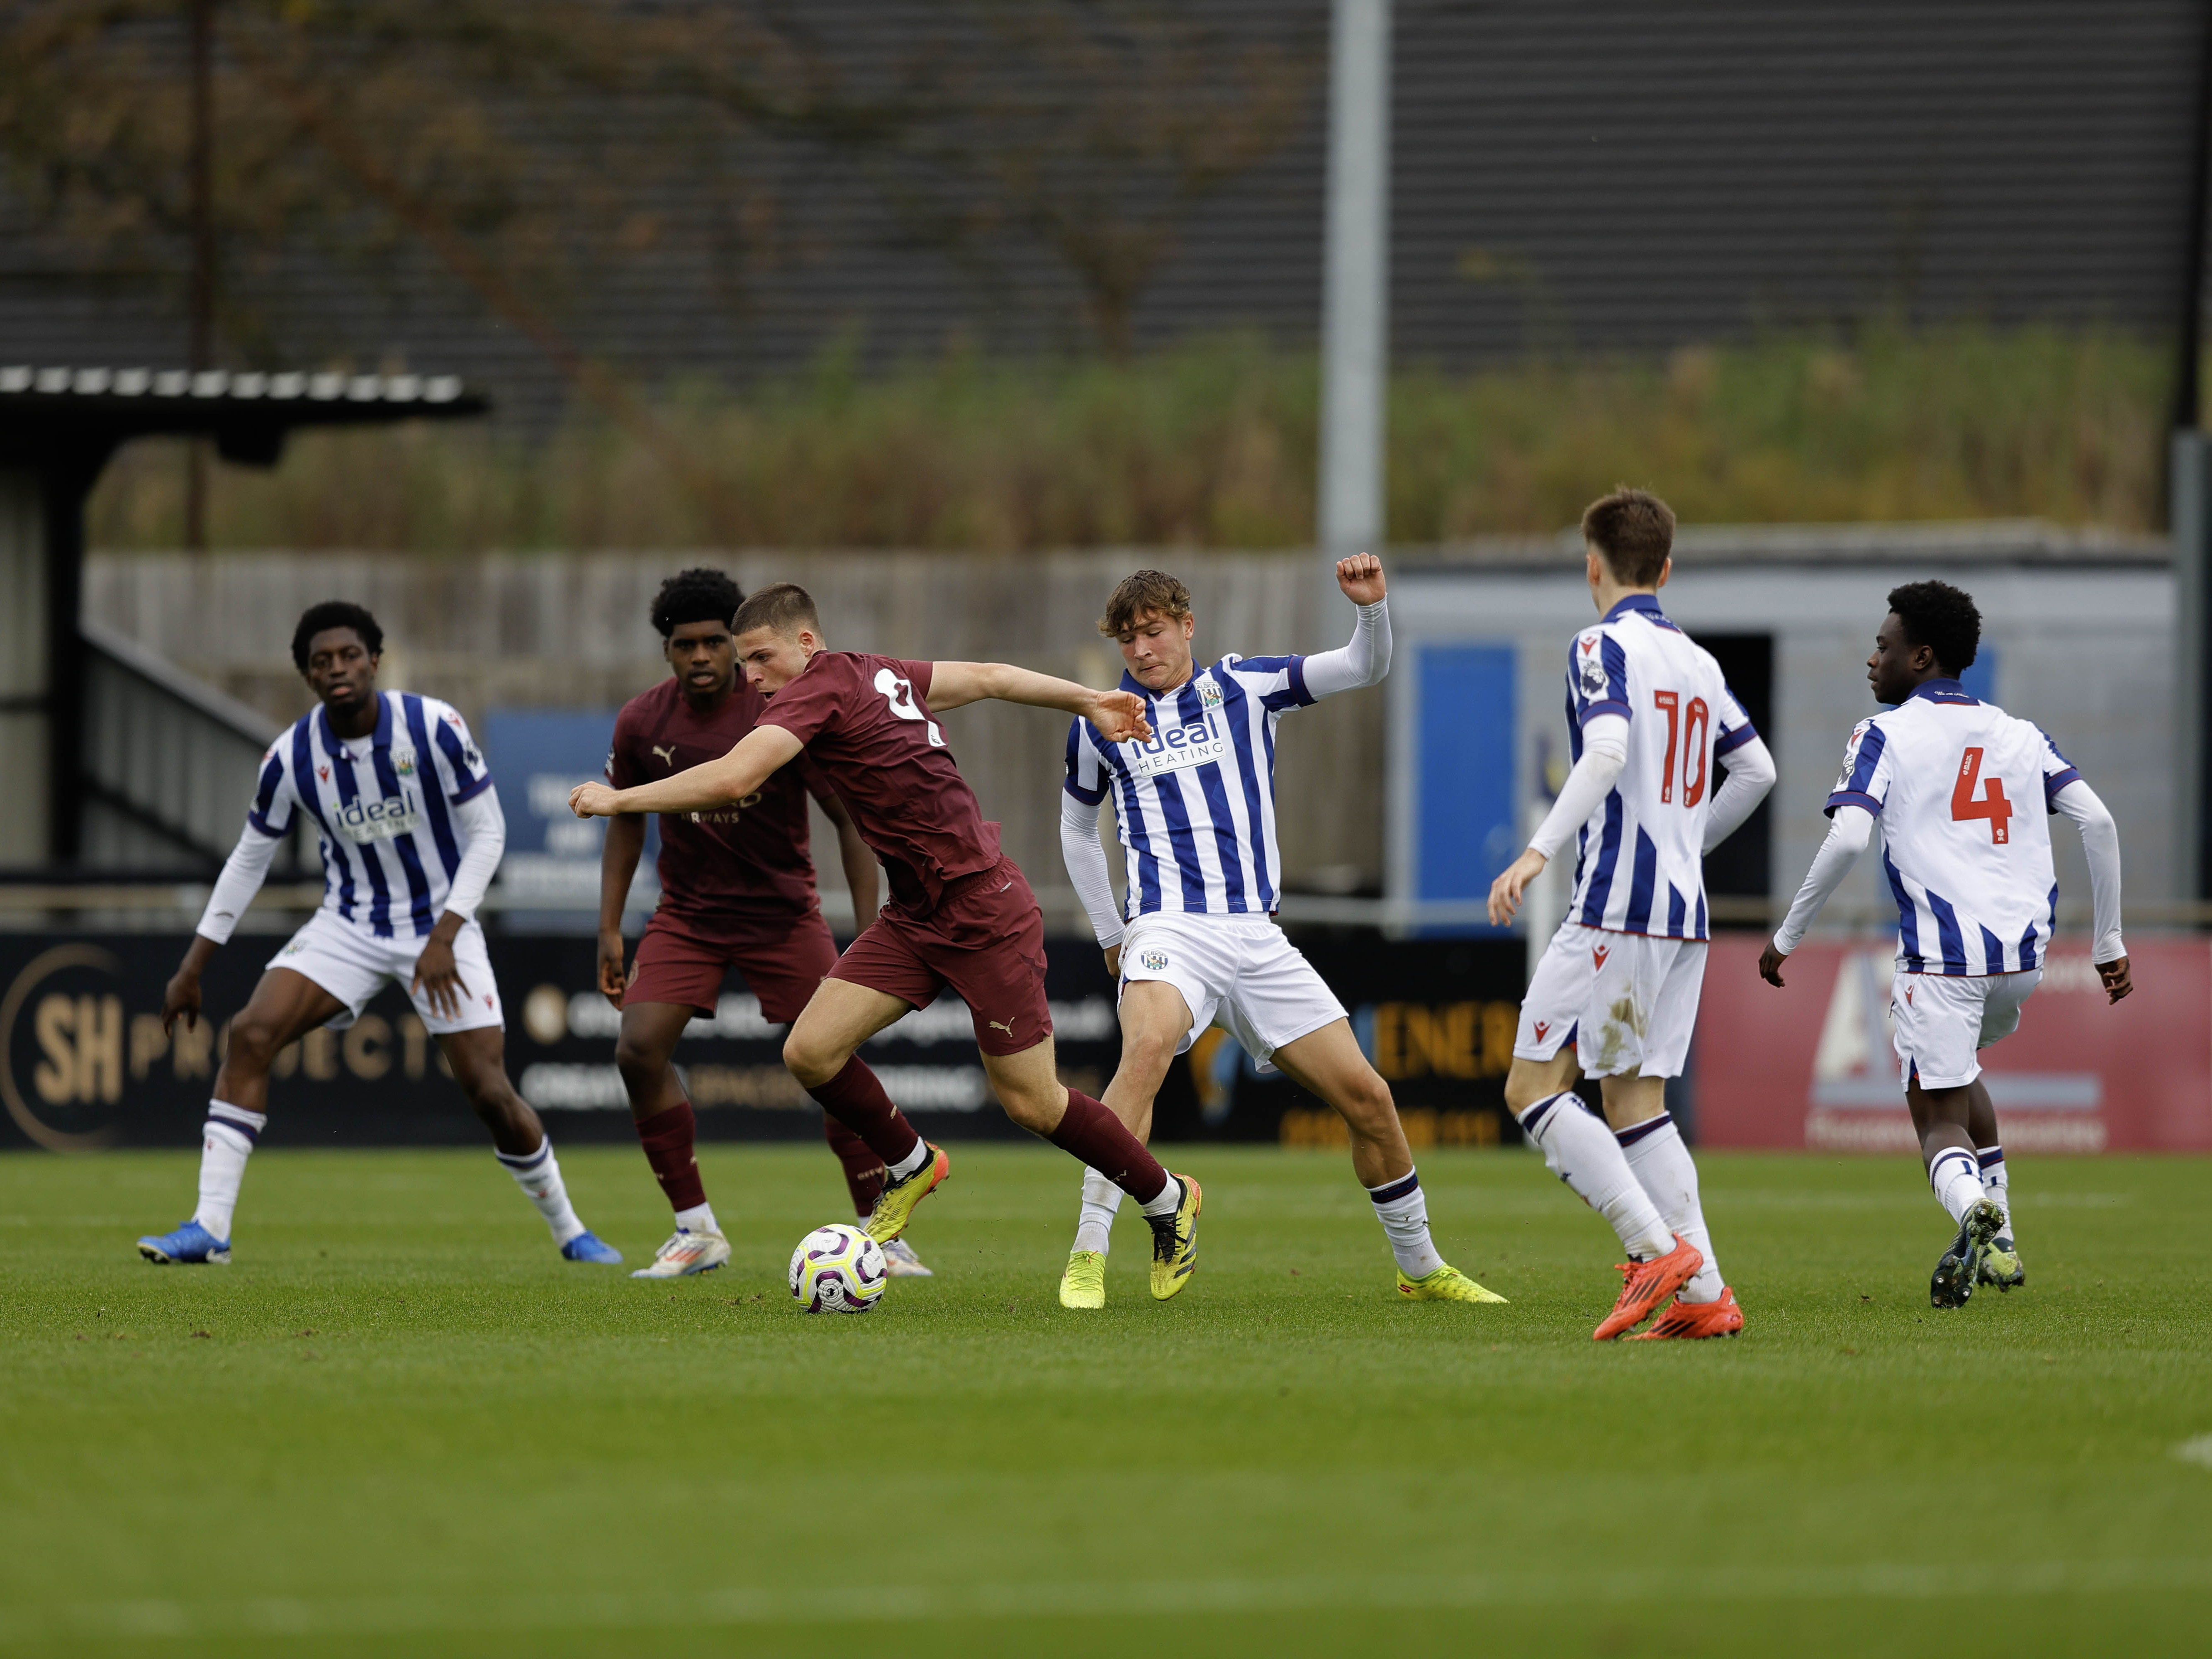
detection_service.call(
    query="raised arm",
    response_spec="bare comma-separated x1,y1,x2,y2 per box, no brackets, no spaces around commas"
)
569,724,803,819
1301,553,1393,698
921,662,1152,740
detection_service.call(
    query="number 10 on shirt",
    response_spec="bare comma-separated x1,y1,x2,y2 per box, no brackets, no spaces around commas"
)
1652,689,1710,807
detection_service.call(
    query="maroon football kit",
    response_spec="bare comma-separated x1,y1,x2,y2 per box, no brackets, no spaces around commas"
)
608,676,841,1021
754,652,1053,1056
607,674,887,1213
756,649,1173,1202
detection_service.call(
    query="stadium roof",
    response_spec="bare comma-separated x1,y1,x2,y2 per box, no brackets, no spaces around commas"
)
0,366,488,469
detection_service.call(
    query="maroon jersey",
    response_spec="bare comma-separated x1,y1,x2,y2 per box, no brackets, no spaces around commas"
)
756,652,999,916
607,676,834,924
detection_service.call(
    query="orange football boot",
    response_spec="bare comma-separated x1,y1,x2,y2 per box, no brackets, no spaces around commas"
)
1592,1234,1702,1340
1625,1285,1743,1340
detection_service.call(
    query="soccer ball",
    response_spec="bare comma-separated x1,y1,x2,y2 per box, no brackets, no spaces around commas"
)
788,1223,888,1314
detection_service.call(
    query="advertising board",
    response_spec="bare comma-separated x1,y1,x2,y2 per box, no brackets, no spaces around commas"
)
1693,934,2212,1152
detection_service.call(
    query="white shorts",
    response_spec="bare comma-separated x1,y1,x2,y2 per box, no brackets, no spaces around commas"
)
267,909,504,1036
1119,912,1347,1069
1890,968,2040,1092
1513,922,1706,1080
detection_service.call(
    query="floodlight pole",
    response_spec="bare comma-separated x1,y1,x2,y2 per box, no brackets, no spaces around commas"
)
2173,0,2212,910
186,0,216,553
1318,0,1391,568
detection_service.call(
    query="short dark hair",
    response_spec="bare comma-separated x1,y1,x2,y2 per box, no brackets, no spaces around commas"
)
732,582,821,640
649,567,745,639
1886,580,1980,676
1581,487,1675,586
291,601,383,672
1098,569,1193,637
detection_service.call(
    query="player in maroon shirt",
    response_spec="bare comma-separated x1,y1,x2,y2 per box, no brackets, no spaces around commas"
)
571,582,1207,1301
600,569,934,1280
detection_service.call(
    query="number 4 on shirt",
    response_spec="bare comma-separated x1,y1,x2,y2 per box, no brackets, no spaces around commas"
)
1951,746,2012,844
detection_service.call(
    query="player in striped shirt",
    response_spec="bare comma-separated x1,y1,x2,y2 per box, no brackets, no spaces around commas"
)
1058,557,1506,1308
136,601,619,1267
1761,580,2130,1307
1488,489,1776,1340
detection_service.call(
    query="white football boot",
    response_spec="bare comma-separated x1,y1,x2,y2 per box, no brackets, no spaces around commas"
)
629,1228,731,1279
881,1236,935,1278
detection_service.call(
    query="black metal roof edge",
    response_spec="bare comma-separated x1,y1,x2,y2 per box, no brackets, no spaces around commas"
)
0,365,485,411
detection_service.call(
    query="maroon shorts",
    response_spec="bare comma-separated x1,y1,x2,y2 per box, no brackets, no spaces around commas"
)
827,857,1053,1056
626,905,838,1023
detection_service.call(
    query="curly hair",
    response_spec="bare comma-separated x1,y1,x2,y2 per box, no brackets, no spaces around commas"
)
649,567,745,639
1581,487,1675,586
290,601,383,671
1886,580,1981,676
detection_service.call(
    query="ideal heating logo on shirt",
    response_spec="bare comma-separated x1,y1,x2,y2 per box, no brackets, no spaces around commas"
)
1124,708,1228,780
331,793,424,844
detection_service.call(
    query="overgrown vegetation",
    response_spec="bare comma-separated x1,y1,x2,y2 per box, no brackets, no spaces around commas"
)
89,321,2173,552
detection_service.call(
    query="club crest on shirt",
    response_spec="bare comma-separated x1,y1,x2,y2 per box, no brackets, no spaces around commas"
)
1140,949,1169,971
1199,676,1224,710
392,748,416,777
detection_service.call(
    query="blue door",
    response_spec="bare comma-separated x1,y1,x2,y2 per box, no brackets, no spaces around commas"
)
1415,645,1517,934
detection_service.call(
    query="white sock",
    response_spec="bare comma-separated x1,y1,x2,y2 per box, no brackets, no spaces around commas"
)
498,1136,586,1245
192,1101,264,1241
1617,1113,1720,1302
1139,1172,1183,1217
887,1140,931,1182
1929,1146,1985,1225
1074,1168,1122,1255
1367,1168,1445,1278
1977,1144,2010,1235
675,1202,718,1234
1516,1091,1675,1260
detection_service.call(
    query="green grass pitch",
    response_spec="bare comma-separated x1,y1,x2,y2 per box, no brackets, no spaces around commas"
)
2,1143,2207,1657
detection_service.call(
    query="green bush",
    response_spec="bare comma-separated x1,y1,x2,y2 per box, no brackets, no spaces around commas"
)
89,320,2171,552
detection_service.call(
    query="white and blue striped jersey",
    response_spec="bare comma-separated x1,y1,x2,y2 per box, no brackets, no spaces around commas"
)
1564,596,1758,941
1825,679,2078,976
244,692,496,941
1064,655,1314,919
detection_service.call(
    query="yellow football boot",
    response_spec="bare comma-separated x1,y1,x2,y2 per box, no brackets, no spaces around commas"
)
1059,1249,1107,1309
1146,1174,1202,1301
1397,1262,1508,1304
864,1143,950,1245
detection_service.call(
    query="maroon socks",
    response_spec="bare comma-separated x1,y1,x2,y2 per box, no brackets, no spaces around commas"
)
1049,1088,1171,1203
636,1099,707,1214
825,1113,888,1214
805,1057,922,1168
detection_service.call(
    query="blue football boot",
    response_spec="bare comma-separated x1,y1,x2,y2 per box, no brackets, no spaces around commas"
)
560,1230,623,1265
137,1220,231,1265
